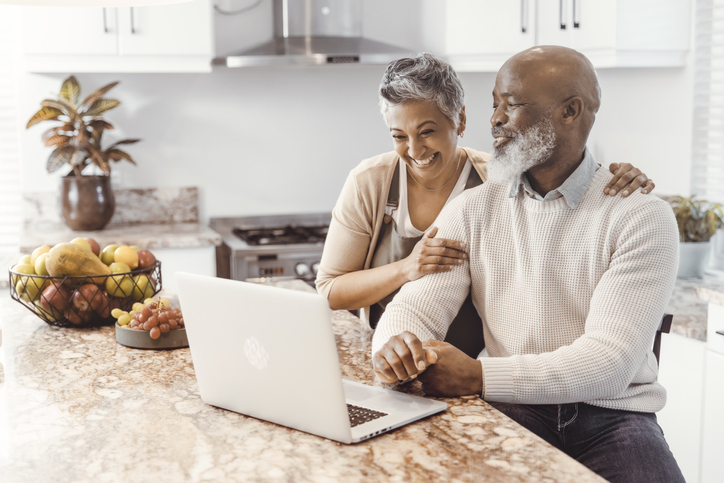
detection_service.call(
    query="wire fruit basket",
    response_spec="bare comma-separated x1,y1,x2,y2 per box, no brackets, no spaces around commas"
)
9,261,162,328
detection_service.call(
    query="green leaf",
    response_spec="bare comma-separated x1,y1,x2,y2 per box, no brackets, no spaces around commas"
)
86,145,110,175
670,194,724,242
26,106,63,128
41,98,79,121
46,146,75,173
107,148,136,165
45,134,71,148
108,138,141,149
83,98,120,117
59,76,81,106
80,81,119,111
88,119,114,131
42,123,74,142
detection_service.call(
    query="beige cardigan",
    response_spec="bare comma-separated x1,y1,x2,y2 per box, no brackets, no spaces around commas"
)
315,147,490,327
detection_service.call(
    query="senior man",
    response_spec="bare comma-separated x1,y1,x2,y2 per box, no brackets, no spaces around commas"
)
371,46,683,482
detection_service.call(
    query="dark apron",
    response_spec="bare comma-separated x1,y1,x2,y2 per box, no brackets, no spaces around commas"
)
368,161,485,359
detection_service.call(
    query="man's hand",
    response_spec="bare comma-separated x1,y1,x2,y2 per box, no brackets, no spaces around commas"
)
372,331,439,383
417,340,483,397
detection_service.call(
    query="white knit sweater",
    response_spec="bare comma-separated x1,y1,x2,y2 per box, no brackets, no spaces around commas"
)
371,168,679,413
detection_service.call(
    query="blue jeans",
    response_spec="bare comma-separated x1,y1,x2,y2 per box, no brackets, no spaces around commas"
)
488,401,685,483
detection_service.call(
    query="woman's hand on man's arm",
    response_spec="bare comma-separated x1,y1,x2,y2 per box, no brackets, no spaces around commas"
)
402,226,468,282
326,226,467,311
605,162,655,197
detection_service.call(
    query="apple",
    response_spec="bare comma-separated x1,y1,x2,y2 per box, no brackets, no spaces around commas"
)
41,283,70,317
16,277,50,303
34,252,49,276
71,284,110,318
114,246,139,270
136,249,157,270
100,244,119,265
11,263,35,286
64,306,92,325
70,237,92,252
85,237,101,256
132,274,155,302
30,245,50,267
106,274,134,298
34,301,57,322
72,284,101,312
18,254,31,265
109,262,131,274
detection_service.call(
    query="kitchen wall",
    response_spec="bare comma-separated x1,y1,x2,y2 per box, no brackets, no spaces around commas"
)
15,0,694,224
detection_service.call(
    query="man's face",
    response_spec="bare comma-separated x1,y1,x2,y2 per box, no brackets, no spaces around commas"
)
487,62,559,184
486,115,556,184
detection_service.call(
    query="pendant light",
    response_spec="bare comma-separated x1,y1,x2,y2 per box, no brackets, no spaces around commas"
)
0,1,191,6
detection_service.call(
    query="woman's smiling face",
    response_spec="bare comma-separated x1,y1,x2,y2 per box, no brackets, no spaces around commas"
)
385,101,464,186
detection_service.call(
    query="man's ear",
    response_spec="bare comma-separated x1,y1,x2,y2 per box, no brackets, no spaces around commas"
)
560,97,584,125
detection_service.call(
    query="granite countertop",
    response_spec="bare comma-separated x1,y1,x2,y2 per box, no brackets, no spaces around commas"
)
0,280,604,483
19,222,222,253
666,274,724,341
695,282,724,307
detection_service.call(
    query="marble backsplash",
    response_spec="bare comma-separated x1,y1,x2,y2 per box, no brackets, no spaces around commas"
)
23,186,199,231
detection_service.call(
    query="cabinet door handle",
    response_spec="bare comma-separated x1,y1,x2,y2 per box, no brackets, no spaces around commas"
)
103,7,108,33
573,0,581,28
130,7,136,34
521,0,528,33
560,0,567,30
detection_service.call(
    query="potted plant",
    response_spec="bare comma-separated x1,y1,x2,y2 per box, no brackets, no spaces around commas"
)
670,195,724,277
26,76,139,231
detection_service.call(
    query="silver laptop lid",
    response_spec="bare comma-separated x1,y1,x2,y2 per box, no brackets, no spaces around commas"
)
176,272,353,443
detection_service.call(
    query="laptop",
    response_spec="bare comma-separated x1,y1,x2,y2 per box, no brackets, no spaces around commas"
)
175,272,447,444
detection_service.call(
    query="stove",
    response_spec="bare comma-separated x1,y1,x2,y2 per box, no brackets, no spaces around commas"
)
232,225,328,246
210,213,331,285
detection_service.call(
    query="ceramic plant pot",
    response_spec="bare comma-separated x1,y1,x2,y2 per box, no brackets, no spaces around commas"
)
59,175,115,231
678,241,711,278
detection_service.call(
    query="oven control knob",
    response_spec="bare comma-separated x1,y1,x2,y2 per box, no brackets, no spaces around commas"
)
311,262,320,275
295,262,311,277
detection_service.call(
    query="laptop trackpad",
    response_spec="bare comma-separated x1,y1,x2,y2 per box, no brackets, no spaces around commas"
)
342,379,382,402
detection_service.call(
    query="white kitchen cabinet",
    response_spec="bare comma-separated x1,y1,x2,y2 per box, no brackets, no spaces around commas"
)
21,0,213,73
444,0,690,71
657,333,705,483
700,302,724,483
701,350,724,483
444,0,535,71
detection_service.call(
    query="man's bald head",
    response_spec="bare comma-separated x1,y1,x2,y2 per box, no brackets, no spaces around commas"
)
501,45,600,132
488,46,601,186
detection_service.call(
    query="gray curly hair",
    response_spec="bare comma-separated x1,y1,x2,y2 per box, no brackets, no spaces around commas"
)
378,52,465,130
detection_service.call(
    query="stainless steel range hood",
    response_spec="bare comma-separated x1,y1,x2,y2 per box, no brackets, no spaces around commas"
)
213,0,414,67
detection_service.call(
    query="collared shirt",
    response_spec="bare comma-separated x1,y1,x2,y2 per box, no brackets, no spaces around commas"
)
508,149,600,209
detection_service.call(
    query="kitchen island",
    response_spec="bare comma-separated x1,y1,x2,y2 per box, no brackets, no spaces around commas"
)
0,280,604,482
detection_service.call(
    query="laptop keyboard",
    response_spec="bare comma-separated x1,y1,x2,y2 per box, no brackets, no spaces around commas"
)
347,404,388,428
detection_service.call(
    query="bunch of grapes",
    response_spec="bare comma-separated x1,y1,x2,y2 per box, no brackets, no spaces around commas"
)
113,297,184,340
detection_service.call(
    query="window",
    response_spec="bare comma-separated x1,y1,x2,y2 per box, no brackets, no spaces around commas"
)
0,5,22,257
691,0,724,204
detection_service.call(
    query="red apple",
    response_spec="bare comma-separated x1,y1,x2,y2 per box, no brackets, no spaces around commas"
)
72,284,109,317
64,306,92,325
85,238,101,257
136,249,157,270
41,283,70,317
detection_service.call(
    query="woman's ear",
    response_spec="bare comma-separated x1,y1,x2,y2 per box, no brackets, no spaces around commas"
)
458,106,467,135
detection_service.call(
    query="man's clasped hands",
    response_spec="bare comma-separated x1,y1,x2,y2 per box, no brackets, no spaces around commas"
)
372,331,483,397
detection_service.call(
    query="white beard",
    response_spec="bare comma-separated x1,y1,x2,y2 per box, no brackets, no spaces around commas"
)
487,116,557,185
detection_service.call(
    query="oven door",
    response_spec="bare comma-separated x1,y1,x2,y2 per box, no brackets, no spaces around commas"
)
232,250,323,282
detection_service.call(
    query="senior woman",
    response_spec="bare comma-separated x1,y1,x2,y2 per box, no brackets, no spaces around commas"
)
315,52,654,358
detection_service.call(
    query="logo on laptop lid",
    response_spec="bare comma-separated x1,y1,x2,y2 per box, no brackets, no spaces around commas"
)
243,336,270,370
